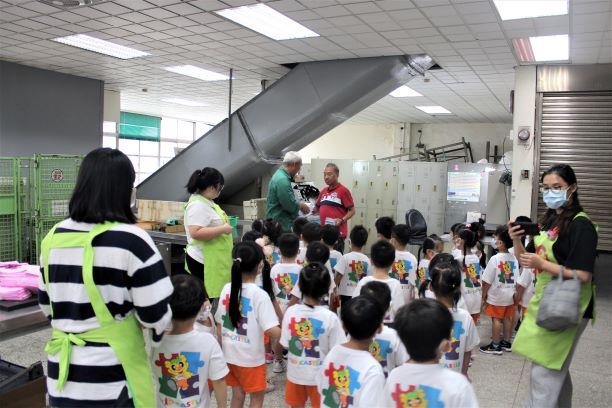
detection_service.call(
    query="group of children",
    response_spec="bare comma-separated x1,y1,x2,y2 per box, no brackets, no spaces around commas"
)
151,216,536,408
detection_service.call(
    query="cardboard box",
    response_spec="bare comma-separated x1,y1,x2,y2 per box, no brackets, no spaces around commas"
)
243,198,267,220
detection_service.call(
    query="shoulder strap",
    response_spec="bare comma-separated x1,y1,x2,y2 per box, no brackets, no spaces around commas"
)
573,211,599,234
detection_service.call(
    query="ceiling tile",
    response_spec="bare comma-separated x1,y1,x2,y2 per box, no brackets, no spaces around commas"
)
164,2,203,15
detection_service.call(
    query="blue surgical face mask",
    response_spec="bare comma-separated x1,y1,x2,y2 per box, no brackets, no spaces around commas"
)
543,188,569,209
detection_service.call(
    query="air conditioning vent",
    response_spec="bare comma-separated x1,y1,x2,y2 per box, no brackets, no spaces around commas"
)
38,0,112,9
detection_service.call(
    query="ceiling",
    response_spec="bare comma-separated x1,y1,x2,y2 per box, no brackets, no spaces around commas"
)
1,0,610,125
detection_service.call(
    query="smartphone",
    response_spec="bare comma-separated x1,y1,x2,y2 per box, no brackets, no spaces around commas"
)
513,222,540,236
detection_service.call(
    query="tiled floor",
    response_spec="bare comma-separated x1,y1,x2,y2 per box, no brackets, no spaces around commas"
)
2,254,610,407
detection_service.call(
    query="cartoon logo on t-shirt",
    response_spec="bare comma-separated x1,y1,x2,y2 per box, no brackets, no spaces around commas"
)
463,263,482,288
497,260,516,284
155,352,205,405
391,260,412,285
348,260,368,283
288,317,325,358
275,272,298,299
266,251,281,267
444,320,465,370
535,244,549,275
221,295,252,336
369,338,393,376
416,266,428,289
391,384,444,408
322,363,361,408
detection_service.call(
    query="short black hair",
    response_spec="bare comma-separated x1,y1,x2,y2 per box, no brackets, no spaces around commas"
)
186,167,224,194
375,216,395,240
370,240,396,269
450,223,464,235
321,225,340,247
306,241,330,264
341,296,384,340
391,224,411,247
242,230,263,242
360,280,391,311
170,274,206,321
394,299,453,362
494,225,513,250
69,148,136,224
292,217,309,236
349,225,368,248
298,262,331,300
301,223,322,244
263,219,283,245
251,219,264,234
278,233,299,258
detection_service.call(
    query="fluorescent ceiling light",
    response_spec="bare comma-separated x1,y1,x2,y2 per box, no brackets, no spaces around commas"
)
161,98,207,107
512,38,536,62
215,3,319,40
52,34,150,59
416,105,452,115
530,34,569,61
390,86,422,97
493,0,568,20
165,65,229,81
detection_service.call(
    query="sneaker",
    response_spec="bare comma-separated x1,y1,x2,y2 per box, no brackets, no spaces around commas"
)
272,359,286,373
282,349,288,360
500,340,512,352
265,378,275,394
265,352,274,364
479,342,503,355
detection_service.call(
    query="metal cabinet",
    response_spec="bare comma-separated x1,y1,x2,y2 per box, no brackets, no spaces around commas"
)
352,160,369,207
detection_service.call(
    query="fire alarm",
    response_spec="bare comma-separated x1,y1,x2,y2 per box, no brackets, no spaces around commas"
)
517,127,530,143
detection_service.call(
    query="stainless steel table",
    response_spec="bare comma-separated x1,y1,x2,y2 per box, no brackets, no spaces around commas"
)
0,305,48,341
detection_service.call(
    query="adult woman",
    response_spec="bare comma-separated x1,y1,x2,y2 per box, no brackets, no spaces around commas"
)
39,148,173,407
184,167,233,302
510,164,598,408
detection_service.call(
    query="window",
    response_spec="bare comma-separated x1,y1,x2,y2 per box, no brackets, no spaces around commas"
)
103,121,118,149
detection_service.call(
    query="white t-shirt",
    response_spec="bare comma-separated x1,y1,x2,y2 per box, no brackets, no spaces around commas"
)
184,196,224,264
482,252,519,306
329,249,342,271
353,276,405,323
215,282,279,367
296,246,308,266
334,251,371,296
370,326,409,378
416,259,430,291
152,330,229,408
390,250,418,303
264,245,281,267
280,304,346,386
317,344,386,408
271,263,302,312
517,267,536,307
439,307,480,373
455,253,483,315
383,363,479,408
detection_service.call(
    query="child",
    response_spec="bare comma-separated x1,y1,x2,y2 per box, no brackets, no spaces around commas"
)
455,228,483,323
390,224,419,302
428,254,479,377
353,240,405,323
280,263,346,408
290,242,337,308
430,234,445,254
480,225,518,354
384,299,479,408
292,217,310,250
416,236,437,295
449,223,464,258
375,216,395,241
297,223,322,265
321,224,342,270
153,275,228,408
215,242,281,408
334,225,370,306
317,296,386,407
360,281,409,377
257,219,282,266
515,265,535,321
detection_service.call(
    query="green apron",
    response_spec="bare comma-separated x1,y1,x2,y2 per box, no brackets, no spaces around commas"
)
41,222,155,408
512,212,596,370
184,195,233,298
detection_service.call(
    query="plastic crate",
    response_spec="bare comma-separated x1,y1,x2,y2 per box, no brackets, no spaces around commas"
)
0,158,18,262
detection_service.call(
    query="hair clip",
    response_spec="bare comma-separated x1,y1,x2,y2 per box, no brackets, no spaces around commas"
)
234,257,242,263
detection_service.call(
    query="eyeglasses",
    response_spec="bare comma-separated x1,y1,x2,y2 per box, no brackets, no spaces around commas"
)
539,186,569,194
217,184,224,192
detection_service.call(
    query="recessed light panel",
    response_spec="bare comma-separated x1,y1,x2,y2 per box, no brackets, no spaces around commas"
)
161,98,207,107
52,34,150,59
165,65,229,81
390,86,423,97
493,0,568,20
416,106,452,115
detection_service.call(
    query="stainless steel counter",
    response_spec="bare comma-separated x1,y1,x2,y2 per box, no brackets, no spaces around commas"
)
0,305,48,341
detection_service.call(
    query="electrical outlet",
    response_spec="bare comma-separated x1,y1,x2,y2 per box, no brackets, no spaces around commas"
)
521,170,529,180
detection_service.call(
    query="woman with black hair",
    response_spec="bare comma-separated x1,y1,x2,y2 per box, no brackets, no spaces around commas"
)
510,164,598,407
184,167,233,303
39,148,173,407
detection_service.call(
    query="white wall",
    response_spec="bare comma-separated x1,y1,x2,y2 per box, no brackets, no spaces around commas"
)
409,123,512,162
103,90,120,123
299,122,401,163
509,66,537,220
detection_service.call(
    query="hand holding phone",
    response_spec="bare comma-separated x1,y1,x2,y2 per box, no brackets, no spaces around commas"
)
510,221,540,236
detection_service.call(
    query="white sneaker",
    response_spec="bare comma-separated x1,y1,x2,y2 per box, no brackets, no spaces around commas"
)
272,359,286,373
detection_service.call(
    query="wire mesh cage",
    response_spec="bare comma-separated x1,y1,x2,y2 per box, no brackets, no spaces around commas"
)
17,157,36,264
0,158,18,262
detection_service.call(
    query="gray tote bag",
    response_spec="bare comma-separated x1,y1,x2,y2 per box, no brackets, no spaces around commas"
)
536,269,581,331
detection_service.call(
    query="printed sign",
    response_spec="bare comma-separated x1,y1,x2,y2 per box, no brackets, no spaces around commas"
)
51,169,63,182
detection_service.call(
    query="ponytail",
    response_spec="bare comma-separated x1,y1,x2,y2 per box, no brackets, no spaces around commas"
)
418,237,436,264
229,241,263,329
261,260,275,301
186,167,224,194
229,258,243,328
429,253,462,307
458,228,477,267
418,279,431,299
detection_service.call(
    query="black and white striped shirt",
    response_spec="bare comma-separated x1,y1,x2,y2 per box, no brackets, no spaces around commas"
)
38,219,173,407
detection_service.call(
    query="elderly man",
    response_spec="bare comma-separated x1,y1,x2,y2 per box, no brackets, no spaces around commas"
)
315,163,355,253
265,151,310,232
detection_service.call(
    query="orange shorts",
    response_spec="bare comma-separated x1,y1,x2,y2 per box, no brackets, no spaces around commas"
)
485,304,515,319
225,364,266,393
285,380,320,407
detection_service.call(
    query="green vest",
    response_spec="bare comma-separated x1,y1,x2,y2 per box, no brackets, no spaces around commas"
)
184,195,233,298
42,222,155,408
512,212,597,370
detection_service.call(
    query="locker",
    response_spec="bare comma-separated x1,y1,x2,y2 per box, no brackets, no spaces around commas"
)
396,162,416,211
349,207,367,229
381,162,398,209
381,207,397,220
352,160,370,207
367,161,384,198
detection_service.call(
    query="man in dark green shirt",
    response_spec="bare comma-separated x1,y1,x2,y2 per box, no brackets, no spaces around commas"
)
265,152,310,232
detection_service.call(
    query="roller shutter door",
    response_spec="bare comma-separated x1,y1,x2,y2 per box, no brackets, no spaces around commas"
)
537,91,612,251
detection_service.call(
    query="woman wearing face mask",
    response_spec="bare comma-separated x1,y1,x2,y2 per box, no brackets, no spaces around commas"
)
184,167,234,306
509,164,598,408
